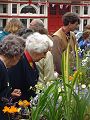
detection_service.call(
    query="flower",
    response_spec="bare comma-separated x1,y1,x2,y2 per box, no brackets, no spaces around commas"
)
3,106,18,113
9,106,18,113
54,71,59,78
18,101,23,106
69,76,73,81
2,99,31,120
23,100,30,107
18,100,30,107
3,106,10,113
81,84,86,89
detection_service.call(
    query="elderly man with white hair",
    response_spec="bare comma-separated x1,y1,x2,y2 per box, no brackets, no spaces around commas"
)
8,32,53,101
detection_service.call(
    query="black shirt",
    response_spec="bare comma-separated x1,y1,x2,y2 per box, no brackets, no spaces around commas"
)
8,54,39,101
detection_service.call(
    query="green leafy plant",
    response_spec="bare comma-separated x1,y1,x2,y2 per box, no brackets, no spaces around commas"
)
31,44,90,120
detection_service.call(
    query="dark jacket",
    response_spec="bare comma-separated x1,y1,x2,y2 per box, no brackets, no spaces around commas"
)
0,60,12,120
8,53,39,101
0,60,11,105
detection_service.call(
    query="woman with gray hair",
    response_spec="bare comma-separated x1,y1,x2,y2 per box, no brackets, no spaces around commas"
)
26,32,53,61
0,34,25,120
8,32,53,101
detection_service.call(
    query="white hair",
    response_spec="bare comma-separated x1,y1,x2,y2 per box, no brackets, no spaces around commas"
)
26,32,53,53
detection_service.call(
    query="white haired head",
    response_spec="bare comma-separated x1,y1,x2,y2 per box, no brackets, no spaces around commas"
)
26,32,53,54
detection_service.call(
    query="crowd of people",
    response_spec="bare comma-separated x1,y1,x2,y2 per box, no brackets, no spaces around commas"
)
0,12,90,119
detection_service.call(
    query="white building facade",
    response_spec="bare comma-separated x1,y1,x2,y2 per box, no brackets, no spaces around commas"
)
0,0,90,33
0,0,48,30
71,0,90,31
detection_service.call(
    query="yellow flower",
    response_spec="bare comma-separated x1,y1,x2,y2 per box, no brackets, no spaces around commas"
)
17,108,21,112
18,101,23,106
2,106,18,113
69,76,73,81
8,106,18,113
18,100,30,107
2,106,10,113
23,100,30,107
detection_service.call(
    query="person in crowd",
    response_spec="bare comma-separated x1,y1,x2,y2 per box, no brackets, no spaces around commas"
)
84,24,90,30
0,18,24,41
78,30,90,58
78,30,90,50
16,27,34,39
29,19,55,85
51,12,80,75
8,32,53,101
29,19,48,34
0,34,25,120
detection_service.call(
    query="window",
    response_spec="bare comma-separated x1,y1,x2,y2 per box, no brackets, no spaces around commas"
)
0,19,7,30
20,19,27,27
84,6,88,15
12,4,17,14
21,5,36,14
0,4,8,13
40,5,44,14
72,6,80,14
30,19,33,23
83,19,87,29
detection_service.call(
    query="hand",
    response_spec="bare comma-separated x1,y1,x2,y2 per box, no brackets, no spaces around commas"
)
11,89,21,97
